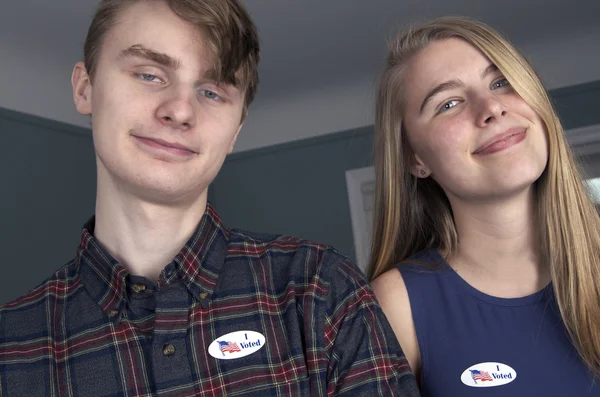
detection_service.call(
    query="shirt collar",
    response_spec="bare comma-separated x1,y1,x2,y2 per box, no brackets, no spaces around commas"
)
169,203,230,306
77,202,230,318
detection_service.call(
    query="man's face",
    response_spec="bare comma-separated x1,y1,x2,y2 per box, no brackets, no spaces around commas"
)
72,1,245,204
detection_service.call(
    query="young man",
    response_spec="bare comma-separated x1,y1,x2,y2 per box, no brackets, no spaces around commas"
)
0,1,418,395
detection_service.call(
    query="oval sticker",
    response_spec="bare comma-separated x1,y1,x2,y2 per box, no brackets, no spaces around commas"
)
208,330,265,360
460,362,517,387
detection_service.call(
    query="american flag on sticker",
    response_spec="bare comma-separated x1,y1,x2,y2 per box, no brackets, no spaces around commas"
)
470,369,493,383
218,341,241,356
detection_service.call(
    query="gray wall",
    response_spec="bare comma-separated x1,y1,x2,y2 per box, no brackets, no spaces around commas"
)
211,81,600,263
0,108,96,304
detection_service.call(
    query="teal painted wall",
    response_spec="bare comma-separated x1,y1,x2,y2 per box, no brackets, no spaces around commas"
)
210,127,373,261
2,80,600,304
211,81,600,263
0,109,96,304
552,81,600,129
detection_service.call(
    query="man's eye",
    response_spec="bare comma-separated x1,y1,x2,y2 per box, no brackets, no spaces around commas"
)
137,73,162,83
200,90,222,101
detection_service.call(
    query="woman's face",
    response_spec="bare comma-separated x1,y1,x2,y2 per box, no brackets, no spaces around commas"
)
402,38,548,204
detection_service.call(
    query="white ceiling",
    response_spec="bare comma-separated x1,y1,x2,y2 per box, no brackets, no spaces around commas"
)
246,0,600,97
1,0,599,151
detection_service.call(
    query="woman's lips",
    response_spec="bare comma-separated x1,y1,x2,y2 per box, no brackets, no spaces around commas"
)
473,128,527,155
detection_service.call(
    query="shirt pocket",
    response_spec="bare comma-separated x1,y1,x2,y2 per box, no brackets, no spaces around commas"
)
204,351,312,396
222,374,311,396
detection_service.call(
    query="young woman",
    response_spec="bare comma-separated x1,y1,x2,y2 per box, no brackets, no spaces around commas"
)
369,17,600,396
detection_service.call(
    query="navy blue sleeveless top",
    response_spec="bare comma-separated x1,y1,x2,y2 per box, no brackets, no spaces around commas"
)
399,249,599,396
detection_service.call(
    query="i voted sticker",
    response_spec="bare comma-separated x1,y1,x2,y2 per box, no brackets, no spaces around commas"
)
461,362,517,387
208,330,265,360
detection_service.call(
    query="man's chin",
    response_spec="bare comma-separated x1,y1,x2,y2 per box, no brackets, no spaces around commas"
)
130,179,208,206
103,175,204,207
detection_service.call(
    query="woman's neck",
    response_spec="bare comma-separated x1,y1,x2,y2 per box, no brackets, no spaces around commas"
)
447,187,550,298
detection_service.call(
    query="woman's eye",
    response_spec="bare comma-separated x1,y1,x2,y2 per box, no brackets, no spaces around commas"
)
491,78,510,90
439,99,460,113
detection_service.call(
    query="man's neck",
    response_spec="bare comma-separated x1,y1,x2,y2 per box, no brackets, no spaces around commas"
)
93,175,208,282
447,188,550,298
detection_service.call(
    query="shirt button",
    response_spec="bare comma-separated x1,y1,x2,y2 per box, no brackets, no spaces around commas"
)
163,344,176,357
198,292,208,300
132,283,146,293
108,309,119,318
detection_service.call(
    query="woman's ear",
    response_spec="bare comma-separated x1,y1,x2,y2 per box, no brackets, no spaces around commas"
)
409,153,431,178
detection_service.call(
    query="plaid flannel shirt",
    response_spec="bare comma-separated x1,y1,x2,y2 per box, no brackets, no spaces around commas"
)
0,204,418,396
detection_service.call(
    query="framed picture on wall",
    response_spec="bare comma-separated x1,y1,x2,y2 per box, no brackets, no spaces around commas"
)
345,166,375,272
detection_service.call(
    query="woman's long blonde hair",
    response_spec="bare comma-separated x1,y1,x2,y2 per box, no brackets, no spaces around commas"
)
367,16,600,377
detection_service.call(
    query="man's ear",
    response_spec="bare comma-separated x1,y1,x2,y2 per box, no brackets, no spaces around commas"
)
72,61,92,115
227,122,244,154
408,153,431,178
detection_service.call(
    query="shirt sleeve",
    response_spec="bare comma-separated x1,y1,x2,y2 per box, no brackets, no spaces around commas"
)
322,251,419,397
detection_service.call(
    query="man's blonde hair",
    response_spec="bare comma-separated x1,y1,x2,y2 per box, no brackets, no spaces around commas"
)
83,0,260,117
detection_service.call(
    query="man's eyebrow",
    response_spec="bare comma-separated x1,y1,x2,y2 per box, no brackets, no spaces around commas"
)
202,68,243,93
118,44,181,70
419,79,464,114
202,68,220,83
118,44,241,92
